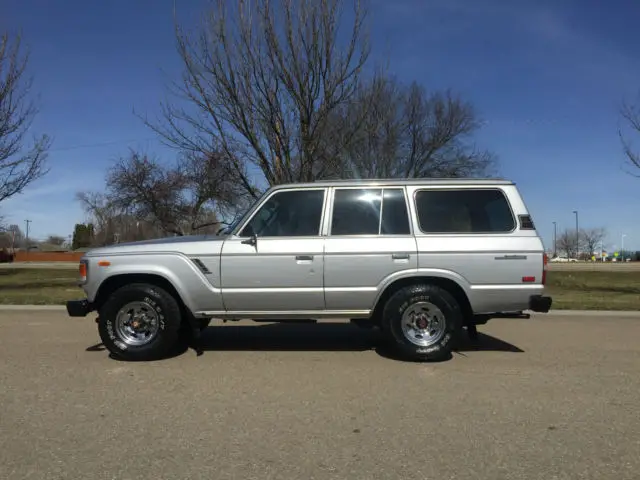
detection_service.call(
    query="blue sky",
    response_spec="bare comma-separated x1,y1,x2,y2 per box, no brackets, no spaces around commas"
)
2,0,639,252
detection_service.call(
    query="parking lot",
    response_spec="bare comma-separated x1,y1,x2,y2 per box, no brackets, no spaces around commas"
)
2,310,639,479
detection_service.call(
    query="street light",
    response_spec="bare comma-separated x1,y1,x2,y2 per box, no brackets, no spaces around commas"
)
572,210,579,259
552,221,557,257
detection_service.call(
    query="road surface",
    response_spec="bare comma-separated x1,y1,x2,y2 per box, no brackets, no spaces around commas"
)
1,311,639,479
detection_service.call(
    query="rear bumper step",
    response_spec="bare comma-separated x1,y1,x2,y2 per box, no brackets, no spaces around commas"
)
529,295,552,313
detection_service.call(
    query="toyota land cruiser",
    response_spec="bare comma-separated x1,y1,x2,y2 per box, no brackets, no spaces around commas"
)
66,178,552,362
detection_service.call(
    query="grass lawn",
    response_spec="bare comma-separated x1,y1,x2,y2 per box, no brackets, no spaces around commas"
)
0,268,83,305
0,267,638,310
545,271,640,310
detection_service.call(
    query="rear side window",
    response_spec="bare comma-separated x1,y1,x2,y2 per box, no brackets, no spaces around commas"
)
415,189,515,233
380,188,411,235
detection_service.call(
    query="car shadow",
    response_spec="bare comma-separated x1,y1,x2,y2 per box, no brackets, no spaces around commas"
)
199,322,524,361
87,322,524,362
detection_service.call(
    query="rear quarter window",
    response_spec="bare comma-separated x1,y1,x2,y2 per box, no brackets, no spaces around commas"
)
414,188,515,234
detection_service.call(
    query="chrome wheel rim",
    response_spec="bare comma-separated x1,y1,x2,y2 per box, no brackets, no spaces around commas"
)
114,301,160,346
400,301,446,347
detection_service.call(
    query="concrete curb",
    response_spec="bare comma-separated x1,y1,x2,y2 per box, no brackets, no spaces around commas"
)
527,310,640,317
0,305,66,311
0,305,637,316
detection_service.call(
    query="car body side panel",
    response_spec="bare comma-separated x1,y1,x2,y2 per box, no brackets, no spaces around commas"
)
220,237,325,311
405,184,546,314
323,236,418,310
82,252,225,313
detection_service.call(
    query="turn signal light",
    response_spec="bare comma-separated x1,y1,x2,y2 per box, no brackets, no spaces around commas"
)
542,253,548,285
79,261,87,283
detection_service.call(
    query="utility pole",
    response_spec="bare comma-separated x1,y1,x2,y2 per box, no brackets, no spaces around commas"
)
552,221,557,257
25,219,32,259
622,234,626,260
572,210,579,259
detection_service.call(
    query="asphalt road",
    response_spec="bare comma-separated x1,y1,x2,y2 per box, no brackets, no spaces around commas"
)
1,311,639,480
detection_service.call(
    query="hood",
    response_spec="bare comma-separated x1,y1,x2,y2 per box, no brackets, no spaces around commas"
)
112,234,214,247
85,233,228,257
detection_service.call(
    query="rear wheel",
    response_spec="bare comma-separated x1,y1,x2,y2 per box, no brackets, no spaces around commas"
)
381,283,462,361
98,283,182,361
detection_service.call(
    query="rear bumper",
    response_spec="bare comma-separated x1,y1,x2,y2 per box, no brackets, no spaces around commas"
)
66,299,95,317
529,294,552,313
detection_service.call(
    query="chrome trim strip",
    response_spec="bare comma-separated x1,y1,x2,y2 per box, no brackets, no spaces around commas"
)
470,284,542,290
195,309,372,318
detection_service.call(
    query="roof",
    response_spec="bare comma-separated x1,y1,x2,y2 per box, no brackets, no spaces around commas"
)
270,177,513,190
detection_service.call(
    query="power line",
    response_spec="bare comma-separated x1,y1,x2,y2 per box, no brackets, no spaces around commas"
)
48,137,160,153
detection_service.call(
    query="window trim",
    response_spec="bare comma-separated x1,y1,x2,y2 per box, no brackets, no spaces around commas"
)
412,187,517,235
327,186,413,237
233,187,328,239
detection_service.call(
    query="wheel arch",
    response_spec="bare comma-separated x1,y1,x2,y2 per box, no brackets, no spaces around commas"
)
93,273,192,322
372,275,474,325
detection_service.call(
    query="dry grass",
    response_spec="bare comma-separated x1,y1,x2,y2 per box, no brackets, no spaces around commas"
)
546,271,640,310
0,267,638,310
0,268,83,305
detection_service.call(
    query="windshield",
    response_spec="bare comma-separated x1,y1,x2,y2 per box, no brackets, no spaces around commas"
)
216,196,262,235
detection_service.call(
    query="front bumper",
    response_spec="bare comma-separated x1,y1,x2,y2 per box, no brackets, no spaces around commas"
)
66,299,95,317
529,295,552,313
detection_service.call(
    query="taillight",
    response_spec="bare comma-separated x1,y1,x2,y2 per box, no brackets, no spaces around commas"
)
542,253,548,285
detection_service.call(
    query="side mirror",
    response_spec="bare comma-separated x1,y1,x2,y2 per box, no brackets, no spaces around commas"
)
241,234,257,247
240,224,257,247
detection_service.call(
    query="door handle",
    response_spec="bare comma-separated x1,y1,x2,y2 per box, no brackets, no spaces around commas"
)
494,255,527,260
392,253,410,260
295,255,314,261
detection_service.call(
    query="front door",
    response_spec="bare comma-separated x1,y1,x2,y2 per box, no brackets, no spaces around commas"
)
220,188,327,313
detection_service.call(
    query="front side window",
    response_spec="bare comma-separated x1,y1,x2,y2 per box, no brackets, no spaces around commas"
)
239,189,325,237
415,189,515,233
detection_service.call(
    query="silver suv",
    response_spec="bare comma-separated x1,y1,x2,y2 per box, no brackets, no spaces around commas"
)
67,178,552,362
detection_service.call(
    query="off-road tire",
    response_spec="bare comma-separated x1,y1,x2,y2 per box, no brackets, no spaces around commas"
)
381,283,462,361
98,283,182,361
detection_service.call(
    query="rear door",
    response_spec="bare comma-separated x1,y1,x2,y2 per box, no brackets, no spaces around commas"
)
323,186,418,312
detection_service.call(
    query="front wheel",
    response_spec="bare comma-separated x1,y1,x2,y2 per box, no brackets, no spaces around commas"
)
381,283,462,361
97,283,182,361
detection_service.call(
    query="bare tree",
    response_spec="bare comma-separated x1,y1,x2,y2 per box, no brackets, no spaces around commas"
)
0,32,51,204
45,235,66,246
78,150,241,237
75,190,119,244
326,76,495,178
619,93,640,175
580,227,607,257
141,0,370,197
0,223,24,249
557,228,584,259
